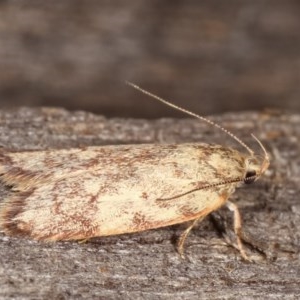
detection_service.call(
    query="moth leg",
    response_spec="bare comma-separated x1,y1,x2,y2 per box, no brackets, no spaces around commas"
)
226,201,250,261
177,216,205,259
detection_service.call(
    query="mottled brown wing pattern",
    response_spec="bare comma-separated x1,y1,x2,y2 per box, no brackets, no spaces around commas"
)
0,144,247,241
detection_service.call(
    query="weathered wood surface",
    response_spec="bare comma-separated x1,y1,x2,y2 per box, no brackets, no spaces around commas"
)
0,107,299,299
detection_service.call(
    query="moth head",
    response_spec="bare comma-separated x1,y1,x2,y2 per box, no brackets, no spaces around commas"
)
244,134,270,184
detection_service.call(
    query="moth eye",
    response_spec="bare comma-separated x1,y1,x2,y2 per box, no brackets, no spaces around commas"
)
244,170,256,184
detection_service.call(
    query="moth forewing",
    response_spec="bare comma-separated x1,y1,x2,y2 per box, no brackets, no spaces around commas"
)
0,144,244,238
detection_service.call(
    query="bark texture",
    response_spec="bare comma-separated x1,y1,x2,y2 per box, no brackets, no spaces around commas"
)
0,107,299,299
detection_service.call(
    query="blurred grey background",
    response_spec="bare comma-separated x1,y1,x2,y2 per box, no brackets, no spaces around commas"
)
0,0,299,118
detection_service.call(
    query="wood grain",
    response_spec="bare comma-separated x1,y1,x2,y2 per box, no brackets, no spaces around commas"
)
0,107,299,299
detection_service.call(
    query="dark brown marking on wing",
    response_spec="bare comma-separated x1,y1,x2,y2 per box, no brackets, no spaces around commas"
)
141,192,149,200
178,204,200,219
131,212,153,231
0,190,34,237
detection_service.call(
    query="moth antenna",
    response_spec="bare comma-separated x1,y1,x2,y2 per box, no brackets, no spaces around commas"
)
126,81,254,156
157,177,247,201
251,133,270,175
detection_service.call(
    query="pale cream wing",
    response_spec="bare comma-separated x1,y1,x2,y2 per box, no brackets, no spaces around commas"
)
0,144,247,240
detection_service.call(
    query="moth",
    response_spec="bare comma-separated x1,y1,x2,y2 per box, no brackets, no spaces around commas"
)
0,82,269,260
